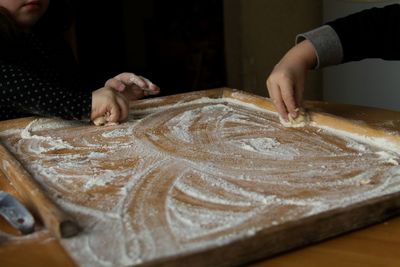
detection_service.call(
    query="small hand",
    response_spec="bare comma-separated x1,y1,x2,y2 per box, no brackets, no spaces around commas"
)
91,87,129,124
266,62,305,121
105,72,160,100
266,40,316,121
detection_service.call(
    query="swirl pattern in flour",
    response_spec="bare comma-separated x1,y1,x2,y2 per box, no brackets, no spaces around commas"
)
1,99,399,267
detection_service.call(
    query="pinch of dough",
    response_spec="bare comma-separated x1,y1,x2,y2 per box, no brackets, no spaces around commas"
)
93,116,107,126
92,116,119,126
359,178,372,185
279,108,310,128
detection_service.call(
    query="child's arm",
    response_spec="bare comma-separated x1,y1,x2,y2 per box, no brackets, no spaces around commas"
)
267,4,400,120
0,61,128,123
327,4,400,62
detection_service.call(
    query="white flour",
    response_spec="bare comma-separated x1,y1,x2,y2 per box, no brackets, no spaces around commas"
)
1,97,399,267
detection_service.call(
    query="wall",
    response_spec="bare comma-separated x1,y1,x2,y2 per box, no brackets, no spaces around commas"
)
76,0,322,98
323,0,400,111
224,0,323,99
122,0,155,73
121,0,226,95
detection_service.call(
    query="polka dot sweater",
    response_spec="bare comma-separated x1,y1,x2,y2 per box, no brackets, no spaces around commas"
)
0,32,92,121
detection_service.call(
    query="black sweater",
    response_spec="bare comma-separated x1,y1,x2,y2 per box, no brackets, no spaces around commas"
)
0,31,92,121
327,4,400,63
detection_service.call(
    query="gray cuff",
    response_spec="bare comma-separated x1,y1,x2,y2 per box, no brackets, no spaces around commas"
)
296,25,343,69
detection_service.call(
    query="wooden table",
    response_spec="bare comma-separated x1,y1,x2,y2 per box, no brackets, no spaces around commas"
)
0,97,399,267
251,216,400,267
253,101,400,267
0,171,76,267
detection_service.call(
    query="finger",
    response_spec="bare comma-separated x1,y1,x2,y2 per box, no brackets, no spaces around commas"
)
115,73,160,96
127,73,147,88
147,84,160,95
129,75,147,88
107,102,121,123
105,78,126,92
115,94,129,121
280,80,298,118
268,83,289,120
138,76,160,94
143,85,160,94
294,81,304,108
113,72,147,88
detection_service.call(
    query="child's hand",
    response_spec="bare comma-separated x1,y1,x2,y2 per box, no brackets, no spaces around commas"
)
105,72,160,101
266,40,316,121
267,59,307,121
91,87,129,123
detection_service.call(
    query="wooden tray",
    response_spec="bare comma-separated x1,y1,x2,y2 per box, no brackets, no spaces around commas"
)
0,88,399,267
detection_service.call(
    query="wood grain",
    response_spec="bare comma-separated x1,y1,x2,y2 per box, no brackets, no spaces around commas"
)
0,89,399,266
250,216,400,267
0,143,79,239
224,88,400,151
0,167,77,267
0,230,77,267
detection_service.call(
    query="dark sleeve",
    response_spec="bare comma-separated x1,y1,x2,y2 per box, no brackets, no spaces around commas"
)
0,33,92,121
0,60,92,120
296,25,343,68
326,4,400,62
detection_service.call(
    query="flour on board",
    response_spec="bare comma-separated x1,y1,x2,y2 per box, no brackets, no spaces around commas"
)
0,97,399,267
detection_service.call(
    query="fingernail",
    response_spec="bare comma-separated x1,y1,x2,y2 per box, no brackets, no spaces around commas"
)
281,115,289,122
290,111,297,118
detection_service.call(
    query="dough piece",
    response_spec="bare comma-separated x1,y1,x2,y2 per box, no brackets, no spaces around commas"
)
92,112,119,126
279,108,310,128
93,116,107,126
359,178,372,185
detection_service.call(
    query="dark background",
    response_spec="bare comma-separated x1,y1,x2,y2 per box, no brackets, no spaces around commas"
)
73,0,226,96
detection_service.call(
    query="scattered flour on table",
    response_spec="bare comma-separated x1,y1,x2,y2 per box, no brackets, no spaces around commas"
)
1,97,400,267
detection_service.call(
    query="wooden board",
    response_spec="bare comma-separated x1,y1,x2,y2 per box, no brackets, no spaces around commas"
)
0,170,77,267
0,88,399,267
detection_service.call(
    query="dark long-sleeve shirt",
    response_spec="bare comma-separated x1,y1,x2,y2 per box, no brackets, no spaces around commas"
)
297,4,400,68
0,31,92,121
